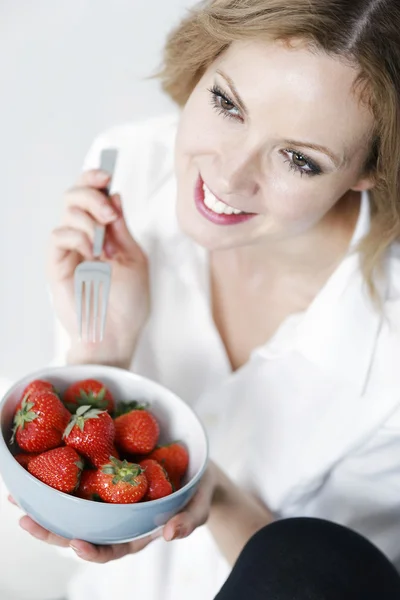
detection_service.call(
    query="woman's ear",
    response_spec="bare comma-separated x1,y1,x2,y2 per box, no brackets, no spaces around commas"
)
350,173,376,192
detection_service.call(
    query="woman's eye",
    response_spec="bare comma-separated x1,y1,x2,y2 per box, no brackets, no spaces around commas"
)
220,96,235,111
292,153,308,168
209,85,241,120
283,150,322,177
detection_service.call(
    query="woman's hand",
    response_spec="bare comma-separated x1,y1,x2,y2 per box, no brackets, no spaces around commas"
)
7,465,219,564
9,462,273,565
48,169,150,369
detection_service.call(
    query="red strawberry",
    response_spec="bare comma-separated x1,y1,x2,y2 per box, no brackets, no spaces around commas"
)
139,458,173,501
169,474,183,492
14,452,40,469
21,380,56,399
63,405,115,468
75,469,102,501
96,457,148,504
114,407,159,455
28,446,84,493
11,391,71,453
147,442,189,484
63,379,115,414
111,445,120,460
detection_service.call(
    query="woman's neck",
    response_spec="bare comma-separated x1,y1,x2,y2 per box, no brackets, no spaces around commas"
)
211,190,361,286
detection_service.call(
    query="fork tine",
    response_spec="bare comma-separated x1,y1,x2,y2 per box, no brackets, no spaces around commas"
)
93,280,100,343
75,275,83,341
85,280,91,342
100,276,111,342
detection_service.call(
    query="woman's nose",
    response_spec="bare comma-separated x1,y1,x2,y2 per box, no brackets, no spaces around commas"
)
215,147,261,198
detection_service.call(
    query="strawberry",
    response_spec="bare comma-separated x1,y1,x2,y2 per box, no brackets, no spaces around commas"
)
21,380,56,399
114,406,160,455
63,379,115,414
75,469,102,501
63,405,115,468
111,445,120,460
28,446,83,493
169,474,183,492
96,457,148,504
147,442,189,485
14,452,40,469
11,391,71,452
139,458,173,501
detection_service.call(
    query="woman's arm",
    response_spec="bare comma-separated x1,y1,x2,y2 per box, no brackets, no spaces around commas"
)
207,463,274,565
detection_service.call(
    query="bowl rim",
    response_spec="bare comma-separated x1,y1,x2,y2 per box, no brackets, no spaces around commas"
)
0,364,209,509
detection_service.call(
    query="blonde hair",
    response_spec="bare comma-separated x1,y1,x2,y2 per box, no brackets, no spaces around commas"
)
158,0,400,297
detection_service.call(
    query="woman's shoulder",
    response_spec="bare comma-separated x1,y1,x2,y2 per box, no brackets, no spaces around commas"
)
386,242,400,301
83,113,179,191
86,113,178,151
81,113,180,241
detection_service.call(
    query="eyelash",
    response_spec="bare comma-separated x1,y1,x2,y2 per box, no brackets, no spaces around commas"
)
208,84,322,177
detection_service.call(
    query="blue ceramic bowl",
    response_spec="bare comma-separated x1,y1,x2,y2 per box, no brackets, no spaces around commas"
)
0,365,208,544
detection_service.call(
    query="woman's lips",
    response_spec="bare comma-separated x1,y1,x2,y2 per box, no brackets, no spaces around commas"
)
194,176,257,226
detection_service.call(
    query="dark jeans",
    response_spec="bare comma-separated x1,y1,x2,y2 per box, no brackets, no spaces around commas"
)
215,517,400,599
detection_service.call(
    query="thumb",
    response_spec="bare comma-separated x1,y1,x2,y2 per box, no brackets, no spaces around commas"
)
105,194,145,258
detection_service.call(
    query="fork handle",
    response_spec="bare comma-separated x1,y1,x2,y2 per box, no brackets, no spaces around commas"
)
93,225,106,258
93,148,118,258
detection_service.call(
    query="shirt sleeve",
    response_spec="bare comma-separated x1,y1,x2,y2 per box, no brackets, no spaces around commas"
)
301,406,400,569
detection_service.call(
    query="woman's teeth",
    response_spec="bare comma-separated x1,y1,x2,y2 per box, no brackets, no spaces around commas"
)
203,184,244,215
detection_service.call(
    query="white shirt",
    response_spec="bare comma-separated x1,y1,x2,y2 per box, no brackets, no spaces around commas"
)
60,114,400,600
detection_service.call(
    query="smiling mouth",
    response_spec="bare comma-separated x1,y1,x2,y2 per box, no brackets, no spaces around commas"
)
194,176,258,226
202,182,250,215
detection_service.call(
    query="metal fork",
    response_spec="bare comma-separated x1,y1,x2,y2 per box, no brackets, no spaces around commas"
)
74,148,118,343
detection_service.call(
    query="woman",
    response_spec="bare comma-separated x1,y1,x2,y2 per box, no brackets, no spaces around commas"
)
11,0,400,598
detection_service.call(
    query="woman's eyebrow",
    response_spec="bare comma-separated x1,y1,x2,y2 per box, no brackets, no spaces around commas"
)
216,69,347,169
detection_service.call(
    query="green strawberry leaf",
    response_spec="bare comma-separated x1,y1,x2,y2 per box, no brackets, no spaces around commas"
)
63,406,105,439
114,400,148,417
101,457,143,485
10,394,39,444
74,387,109,410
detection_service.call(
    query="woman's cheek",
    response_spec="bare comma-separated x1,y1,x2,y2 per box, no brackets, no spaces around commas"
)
266,189,329,233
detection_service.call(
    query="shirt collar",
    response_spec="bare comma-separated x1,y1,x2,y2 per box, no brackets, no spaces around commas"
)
292,190,386,395
165,185,387,395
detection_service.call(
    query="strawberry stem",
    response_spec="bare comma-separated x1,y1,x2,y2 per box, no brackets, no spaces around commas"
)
101,457,144,486
10,394,38,444
114,401,148,417
63,405,105,439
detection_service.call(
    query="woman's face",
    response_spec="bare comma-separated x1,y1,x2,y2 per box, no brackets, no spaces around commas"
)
174,39,375,250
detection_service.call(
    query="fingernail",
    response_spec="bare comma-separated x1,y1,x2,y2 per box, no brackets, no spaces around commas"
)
103,205,117,220
113,193,122,210
168,526,184,541
70,543,84,556
95,170,110,182
104,241,116,258
30,531,46,541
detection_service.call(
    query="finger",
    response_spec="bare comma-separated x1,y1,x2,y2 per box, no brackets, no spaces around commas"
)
64,187,119,225
164,480,214,542
106,195,146,258
68,540,131,563
19,515,70,547
69,532,155,563
62,206,98,243
48,227,93,281
50,227,93,263
8,494,18,506
75,169,112,189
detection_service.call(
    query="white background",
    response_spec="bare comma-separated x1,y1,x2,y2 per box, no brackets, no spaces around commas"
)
0,2,195,598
